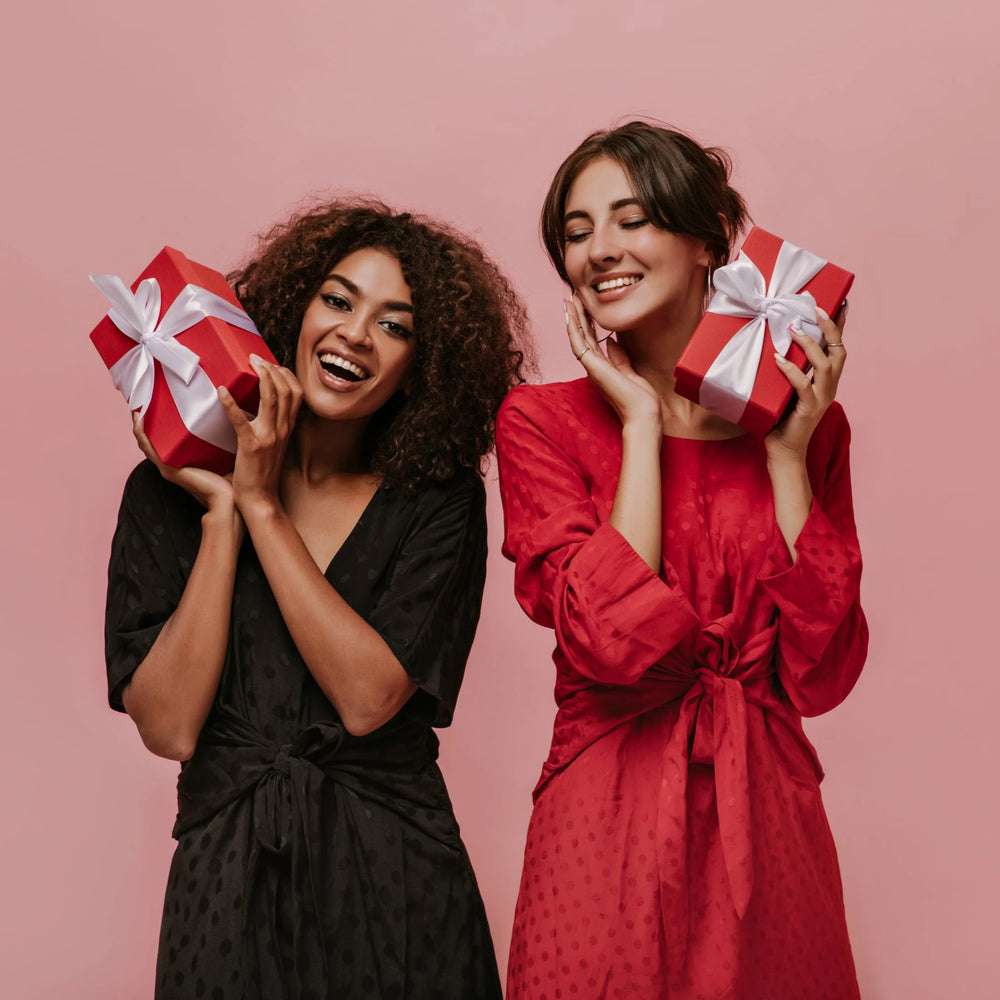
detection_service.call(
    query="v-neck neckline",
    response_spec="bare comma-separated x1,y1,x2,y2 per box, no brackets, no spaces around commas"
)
321,485,386,578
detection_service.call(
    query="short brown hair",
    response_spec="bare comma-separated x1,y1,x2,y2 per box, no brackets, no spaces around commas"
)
541,121,749,283
230,198,533,490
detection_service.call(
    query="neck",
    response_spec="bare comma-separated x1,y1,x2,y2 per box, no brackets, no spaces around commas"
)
287,409,371,485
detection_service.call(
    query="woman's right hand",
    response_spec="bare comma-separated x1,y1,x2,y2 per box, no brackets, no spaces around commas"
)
132,413,237,515
564,295,662,430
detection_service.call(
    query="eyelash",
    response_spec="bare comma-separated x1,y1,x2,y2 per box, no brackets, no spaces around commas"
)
320,294,411,338
564,218,650,244
380,320,412,339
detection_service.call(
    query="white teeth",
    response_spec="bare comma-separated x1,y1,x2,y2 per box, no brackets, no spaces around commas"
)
595,276,641,292
319,352,368,379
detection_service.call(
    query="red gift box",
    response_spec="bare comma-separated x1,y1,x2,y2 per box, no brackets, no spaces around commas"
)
674,227,854,435
90,246,277,474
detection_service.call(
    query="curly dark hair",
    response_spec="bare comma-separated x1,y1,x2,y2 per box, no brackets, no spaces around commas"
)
541,121,749,282
230,198,533,490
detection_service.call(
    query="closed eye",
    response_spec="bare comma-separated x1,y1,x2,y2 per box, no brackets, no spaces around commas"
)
620,219,649,230
565,230,591,244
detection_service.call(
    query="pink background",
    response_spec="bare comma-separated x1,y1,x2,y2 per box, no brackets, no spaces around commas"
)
2,1,996,996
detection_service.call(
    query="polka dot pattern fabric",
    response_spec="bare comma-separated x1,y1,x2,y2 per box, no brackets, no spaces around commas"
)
496,380,868,999
105,462,502,999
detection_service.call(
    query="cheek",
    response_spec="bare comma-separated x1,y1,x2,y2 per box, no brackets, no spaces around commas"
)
564,254,590,289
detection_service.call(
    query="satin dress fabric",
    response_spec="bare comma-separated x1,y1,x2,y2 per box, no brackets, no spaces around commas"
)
496,379,868,1000
105,461,502,1000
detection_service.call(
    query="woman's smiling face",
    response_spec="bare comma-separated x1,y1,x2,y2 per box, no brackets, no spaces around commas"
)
562,157,710,336
294,247,416,423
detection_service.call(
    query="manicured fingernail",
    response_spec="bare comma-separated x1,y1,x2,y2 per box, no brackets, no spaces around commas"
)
218,386,230,399
774,353,787,364
249,353,265,366
842,299,849,311
788,323,802,336
816,306,829,320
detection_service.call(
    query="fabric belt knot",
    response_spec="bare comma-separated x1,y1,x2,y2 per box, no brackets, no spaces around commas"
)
251,743,309,856
655,616,779,972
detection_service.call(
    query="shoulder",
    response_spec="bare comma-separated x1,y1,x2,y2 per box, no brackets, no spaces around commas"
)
497,378,613,443
389,468,486,529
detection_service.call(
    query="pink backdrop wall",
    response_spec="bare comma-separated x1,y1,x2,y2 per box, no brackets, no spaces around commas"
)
3,1,996,996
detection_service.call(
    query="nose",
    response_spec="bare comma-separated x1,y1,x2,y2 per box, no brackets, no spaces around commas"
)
587,222,623,266
336,312,372,349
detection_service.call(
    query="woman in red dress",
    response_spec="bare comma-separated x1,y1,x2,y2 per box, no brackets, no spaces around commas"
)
496,122,868,999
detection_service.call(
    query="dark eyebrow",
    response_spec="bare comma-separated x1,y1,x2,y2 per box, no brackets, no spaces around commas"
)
324,273,413,314
563,198,644,226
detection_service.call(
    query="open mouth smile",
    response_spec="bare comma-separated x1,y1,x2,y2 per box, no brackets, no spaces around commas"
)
593,275,643,293
318,351,371,383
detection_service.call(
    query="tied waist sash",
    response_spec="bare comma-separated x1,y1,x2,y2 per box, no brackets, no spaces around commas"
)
173,705,458,999
655,617,778,970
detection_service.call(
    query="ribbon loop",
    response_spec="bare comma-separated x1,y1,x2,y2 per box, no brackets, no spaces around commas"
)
699,238,828,424
90,271,264,453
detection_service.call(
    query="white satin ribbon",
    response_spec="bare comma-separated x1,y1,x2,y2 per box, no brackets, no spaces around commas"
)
90,274,262,453
699,239,828,424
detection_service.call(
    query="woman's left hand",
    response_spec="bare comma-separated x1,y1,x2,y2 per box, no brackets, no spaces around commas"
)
765,304,848,463
217,354,303,511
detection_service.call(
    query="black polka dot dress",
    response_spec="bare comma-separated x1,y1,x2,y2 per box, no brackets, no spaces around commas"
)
105,460,502,1000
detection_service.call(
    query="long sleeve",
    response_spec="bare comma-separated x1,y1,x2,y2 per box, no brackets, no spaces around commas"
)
495,385,699,686
758,403,869,716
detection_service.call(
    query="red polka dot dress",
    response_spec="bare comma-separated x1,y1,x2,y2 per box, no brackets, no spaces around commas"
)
496,379,868,1000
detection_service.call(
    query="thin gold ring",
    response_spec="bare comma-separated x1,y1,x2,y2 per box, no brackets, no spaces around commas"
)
826,342,845,348
575,346,592,360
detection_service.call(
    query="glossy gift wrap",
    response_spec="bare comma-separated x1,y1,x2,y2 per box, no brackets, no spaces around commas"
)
674,227,854,435
89,247,276,473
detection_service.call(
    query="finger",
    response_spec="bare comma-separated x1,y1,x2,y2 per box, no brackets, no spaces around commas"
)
816,306,846,349
267,365,293,434
833,299,848,332
773,353,814,396
218,385,253,436
788,324,829,370
270,366,302,433
131,412,163,465
251,354,278,416
815,306,848,380
564,298,592,362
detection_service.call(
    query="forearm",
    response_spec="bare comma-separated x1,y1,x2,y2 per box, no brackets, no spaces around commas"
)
608,419,663,572
121,508,242,760
241,500,416,735
767,453,813,563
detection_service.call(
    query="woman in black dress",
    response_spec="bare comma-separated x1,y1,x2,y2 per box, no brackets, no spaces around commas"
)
104,199,530,1000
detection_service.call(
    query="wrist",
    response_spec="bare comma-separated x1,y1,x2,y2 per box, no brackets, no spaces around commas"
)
201,505,244,544
621,413,663,442
236,493,283,529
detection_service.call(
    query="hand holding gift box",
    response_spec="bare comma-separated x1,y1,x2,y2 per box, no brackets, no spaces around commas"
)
89,247,278,474
674,227,854,435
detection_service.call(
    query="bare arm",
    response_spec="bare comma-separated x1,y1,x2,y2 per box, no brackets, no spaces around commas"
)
118,418,243,761
765,305,848,560
220,360,416,736
565,297,663,571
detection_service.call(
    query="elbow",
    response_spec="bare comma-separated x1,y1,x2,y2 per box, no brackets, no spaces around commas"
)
135,723,197,761
338,681,418,737
121,682,199,760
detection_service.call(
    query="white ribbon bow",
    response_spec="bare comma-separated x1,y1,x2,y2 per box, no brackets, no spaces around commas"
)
699,239,828,425
90,273,262,453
